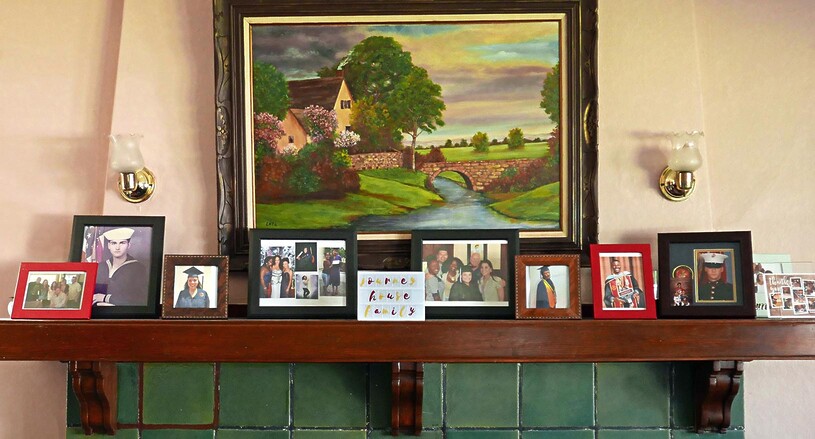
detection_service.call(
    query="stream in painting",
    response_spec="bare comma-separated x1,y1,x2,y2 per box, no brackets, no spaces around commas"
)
353,177,557,231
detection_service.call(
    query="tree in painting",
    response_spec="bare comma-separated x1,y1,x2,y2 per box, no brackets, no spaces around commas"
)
253,63,289,119
342,36,414,152
507,128,525,150
388,66,446,170
539,62,559,124
540,62,561,156
471,132,490,153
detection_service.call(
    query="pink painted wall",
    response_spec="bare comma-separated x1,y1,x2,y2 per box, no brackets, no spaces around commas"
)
0,2,122,437
0,0,812,437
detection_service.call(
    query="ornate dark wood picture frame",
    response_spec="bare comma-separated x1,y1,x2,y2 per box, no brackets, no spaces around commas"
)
214,0,598,270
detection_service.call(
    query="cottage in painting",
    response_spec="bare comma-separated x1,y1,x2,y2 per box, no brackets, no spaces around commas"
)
277,72,354,152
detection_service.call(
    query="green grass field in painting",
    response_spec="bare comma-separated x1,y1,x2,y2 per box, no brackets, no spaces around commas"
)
359,171,442,209
489,182,560,221
358,167,428,188
255,169,440,229
416,142,549,162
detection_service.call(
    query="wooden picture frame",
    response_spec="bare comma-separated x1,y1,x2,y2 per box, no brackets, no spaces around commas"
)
162,255,229,319
515,254,580,319
248,229,357,318
411,229,519,319
11,262,98,320
590,244,656,320
69,216,165,318
213,0,598,268
658,231,755,318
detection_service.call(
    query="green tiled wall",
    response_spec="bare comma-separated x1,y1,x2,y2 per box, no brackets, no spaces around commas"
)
67,362,744,437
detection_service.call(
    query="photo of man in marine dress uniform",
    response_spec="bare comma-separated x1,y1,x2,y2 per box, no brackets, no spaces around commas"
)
696,252,736,302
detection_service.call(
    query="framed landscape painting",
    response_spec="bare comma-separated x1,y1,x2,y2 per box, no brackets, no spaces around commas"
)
214,0,598,265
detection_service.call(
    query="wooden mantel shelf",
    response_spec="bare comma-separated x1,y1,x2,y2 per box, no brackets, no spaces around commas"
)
1,319,814,362
6,319,812,436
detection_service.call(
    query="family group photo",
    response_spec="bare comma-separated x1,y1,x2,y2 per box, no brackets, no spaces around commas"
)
419,239,510,306
22,271,87,310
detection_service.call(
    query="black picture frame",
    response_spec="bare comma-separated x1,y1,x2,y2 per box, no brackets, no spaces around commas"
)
658,231,755,318
248,229,357,318
69,216,165,318
411,229,519,319
213,0,599,269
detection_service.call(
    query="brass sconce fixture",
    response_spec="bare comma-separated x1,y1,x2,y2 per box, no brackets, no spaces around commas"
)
109,134,156,203
659,131,704,202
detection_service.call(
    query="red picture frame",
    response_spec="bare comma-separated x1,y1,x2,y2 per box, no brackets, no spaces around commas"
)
590,244,656,319
11,262,98,320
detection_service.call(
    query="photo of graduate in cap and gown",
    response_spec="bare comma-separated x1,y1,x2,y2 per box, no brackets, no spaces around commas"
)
535,266,557,309
174,266,211,308
602,258,645,309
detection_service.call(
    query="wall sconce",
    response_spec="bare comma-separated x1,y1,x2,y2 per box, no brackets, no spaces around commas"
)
109,134,155,203
659,131,704,202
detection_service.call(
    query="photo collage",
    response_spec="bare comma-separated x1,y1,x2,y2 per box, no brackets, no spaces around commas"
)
258,239,347,307
764,273,815,318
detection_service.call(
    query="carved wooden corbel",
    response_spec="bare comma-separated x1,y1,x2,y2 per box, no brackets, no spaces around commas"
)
69,361,118,435
391,362,423,436
695,360,744,433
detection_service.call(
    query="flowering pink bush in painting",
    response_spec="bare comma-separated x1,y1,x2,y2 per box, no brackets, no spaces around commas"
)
303,105,338,143
254,112,285,147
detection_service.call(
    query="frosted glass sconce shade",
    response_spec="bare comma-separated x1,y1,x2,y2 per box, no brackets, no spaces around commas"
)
109,134,155,203
659,131,704,202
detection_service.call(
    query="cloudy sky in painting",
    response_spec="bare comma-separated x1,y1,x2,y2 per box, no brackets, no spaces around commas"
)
253,21,560,144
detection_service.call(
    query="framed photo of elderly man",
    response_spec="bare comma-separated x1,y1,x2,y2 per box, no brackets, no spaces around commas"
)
590,244,656,320
162,255,229,319
658,231,755,318
515,254,580,319
69,216,165,318
411,229,519,318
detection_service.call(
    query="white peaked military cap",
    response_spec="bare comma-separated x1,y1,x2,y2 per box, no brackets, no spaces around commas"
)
102,228,135,241
700,252,728,266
